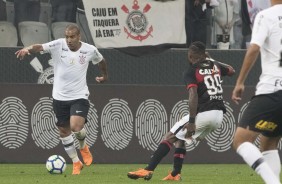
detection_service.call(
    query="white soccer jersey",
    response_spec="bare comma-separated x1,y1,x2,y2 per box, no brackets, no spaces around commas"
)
250,5,282,95
42,38,103,101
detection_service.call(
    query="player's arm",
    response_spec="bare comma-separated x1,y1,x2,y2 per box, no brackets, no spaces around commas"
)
232,44,260,104
15,44,43,60
214,60,235,76
206,52,235,76
96,58,108,83
188,86,198,121
182,86,198,138
232,11,267,104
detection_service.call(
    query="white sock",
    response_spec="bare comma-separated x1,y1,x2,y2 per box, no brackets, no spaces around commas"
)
263,150,281,179
237,142,280,184
74,128,86,149
60,134,79,163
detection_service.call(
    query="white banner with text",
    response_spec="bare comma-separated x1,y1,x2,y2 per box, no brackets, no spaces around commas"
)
82,0,186,48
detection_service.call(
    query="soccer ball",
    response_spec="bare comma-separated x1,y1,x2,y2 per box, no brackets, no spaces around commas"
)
46,155,67,174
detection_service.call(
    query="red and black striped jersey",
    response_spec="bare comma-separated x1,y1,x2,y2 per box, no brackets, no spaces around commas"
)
183,59,229,113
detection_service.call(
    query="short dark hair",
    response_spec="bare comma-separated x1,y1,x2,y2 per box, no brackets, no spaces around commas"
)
189,41,206,55
65,24,80,35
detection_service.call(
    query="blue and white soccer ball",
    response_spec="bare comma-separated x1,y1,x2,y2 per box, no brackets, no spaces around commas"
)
46,155,67,174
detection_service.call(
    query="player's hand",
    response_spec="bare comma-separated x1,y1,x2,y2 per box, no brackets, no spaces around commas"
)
15,48,30,60
95,75,107,83
182,123,196,138
232,84,244,105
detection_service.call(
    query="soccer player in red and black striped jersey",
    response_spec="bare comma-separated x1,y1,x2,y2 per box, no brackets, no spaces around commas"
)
127,41,235,181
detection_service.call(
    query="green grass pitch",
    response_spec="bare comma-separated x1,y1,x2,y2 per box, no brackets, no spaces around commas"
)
0,164,267,184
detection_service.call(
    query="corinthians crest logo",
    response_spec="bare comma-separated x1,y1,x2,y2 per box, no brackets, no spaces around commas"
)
121,0,153,41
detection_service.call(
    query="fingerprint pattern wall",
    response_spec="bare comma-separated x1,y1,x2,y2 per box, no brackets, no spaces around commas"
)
101,98,133,150
1,85,279,164
0,97,29,149
31,97,59,149
206,101,236,152
135,99,168,151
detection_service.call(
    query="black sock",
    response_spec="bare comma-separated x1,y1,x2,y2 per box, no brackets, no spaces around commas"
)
145,140,172,171
171,148,186,176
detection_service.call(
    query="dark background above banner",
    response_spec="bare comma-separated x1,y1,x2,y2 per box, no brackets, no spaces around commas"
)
0,48,261,86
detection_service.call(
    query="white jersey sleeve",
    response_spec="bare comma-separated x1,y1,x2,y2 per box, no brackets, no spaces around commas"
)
91,46,103,65
250,11,270,48
42,39,63,54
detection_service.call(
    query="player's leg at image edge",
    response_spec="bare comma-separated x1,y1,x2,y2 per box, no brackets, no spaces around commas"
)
237,142,280,184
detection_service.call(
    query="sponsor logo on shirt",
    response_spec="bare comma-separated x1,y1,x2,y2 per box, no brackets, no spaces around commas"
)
255,120,277,132
274,79,282,86
199,69,214,75
199,65,219,75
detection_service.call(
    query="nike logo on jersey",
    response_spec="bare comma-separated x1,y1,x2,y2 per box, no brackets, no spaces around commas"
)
76,110,83,113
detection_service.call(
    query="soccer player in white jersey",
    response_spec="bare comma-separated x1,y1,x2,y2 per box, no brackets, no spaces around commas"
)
15,24,108,175
232,1,282,183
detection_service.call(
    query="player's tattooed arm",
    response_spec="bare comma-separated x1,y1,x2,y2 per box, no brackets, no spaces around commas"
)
182,86,198,138
205,52,235,76
15,44,43,60
25,44,44,54
216,61,235,76
188,86,198,120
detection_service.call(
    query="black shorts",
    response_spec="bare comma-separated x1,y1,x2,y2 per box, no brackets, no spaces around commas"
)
53,98,90,127
239,91,282,137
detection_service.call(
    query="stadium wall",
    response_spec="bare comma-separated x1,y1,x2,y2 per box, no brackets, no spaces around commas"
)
0,48,260,85
0,48,269,164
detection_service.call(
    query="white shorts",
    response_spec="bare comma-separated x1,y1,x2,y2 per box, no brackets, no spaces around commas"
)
170,110,223,145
